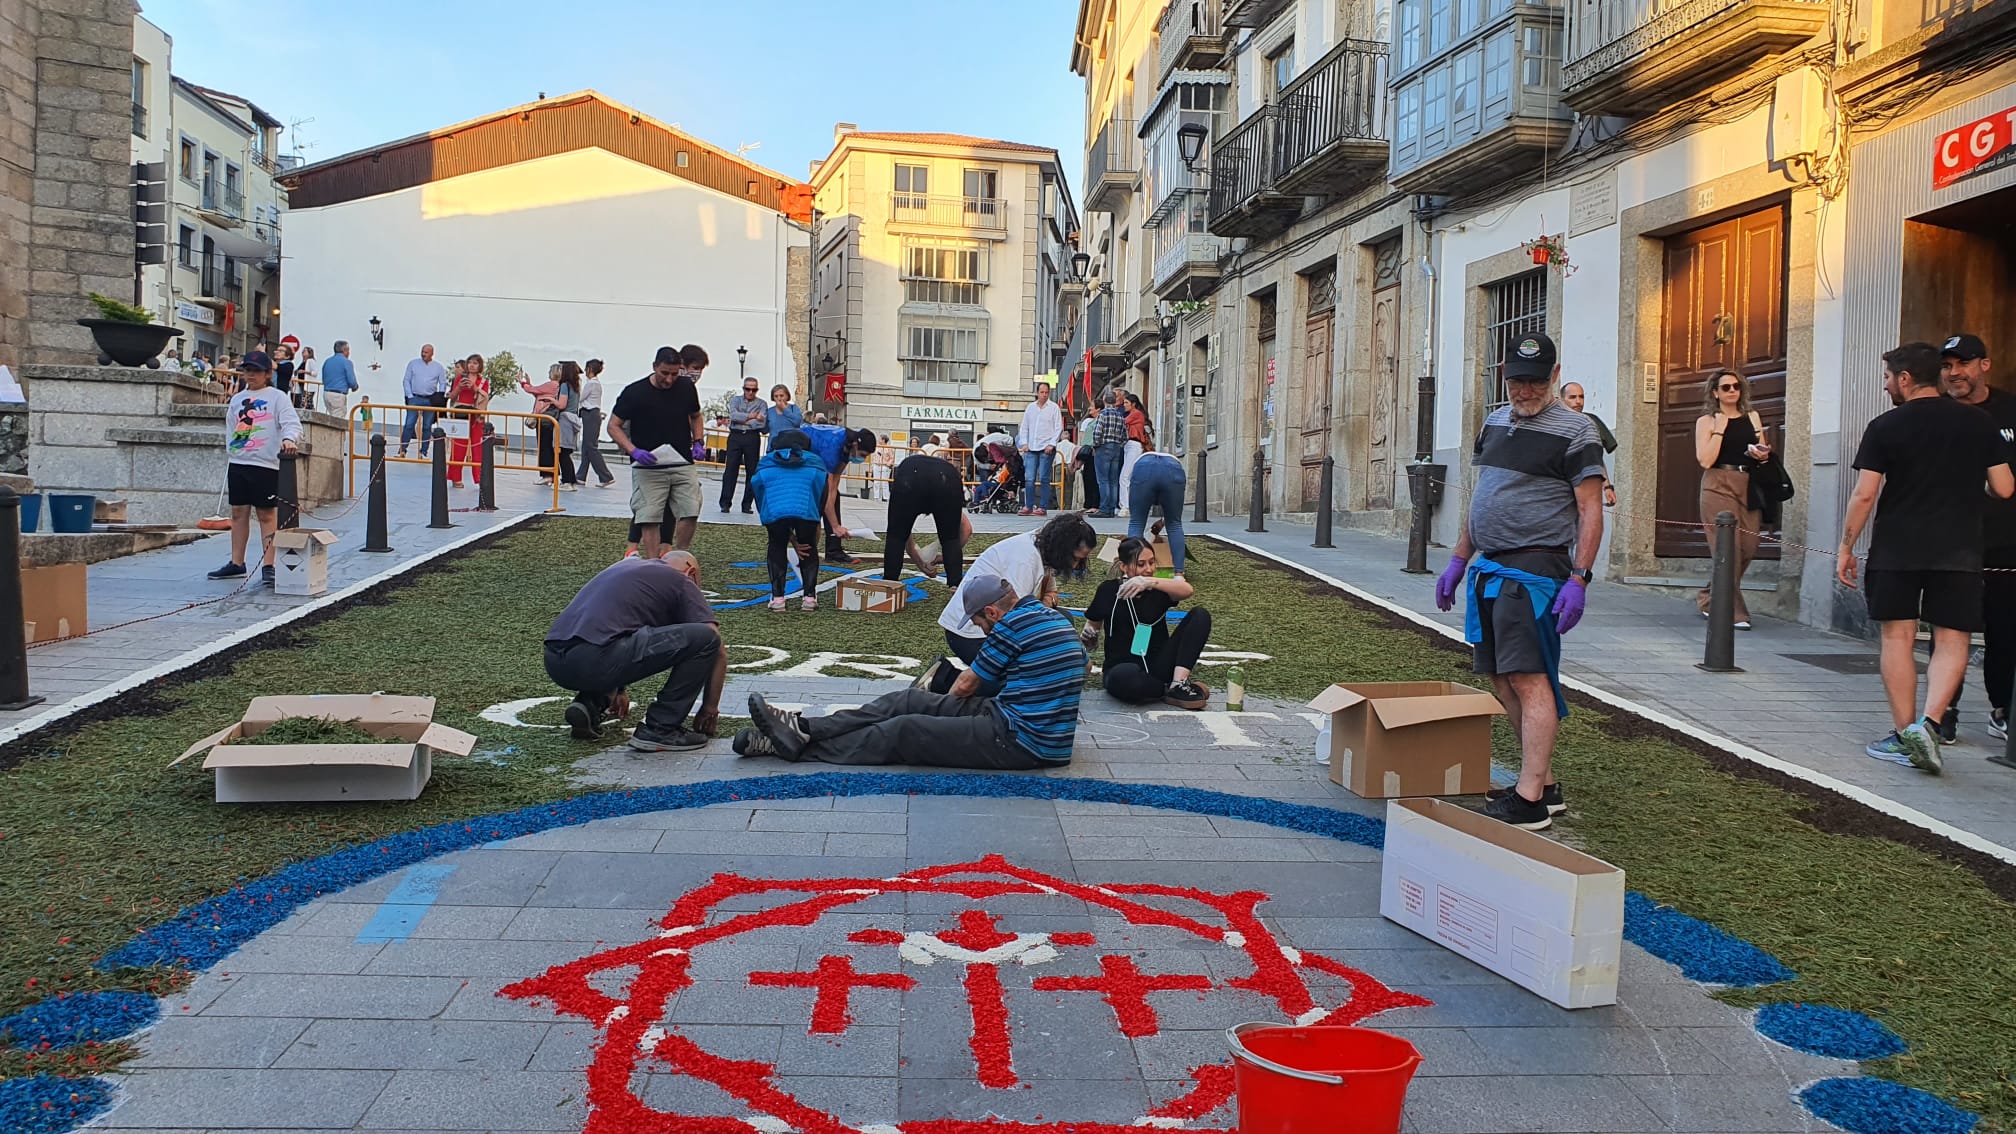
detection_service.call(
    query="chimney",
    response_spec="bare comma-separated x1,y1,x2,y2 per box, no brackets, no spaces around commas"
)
833,122,857,144
809,159,824,179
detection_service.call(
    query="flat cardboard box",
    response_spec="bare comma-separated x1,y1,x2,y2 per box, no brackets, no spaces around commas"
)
1381,798,1625,1008
272,527,338,597
21,562,86,644
836,576,907,614
1309,681,1503,798
172,694,478,804
1095,534,1175,577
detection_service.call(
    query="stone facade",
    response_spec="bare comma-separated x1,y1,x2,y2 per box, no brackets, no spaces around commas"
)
784,241,810,396
0,0,42,376
0,401,24,473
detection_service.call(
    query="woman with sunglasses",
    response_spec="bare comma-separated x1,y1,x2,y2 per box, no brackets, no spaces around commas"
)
1694,369,1773,628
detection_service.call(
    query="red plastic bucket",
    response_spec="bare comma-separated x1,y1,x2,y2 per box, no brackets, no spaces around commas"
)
1227,1023,1422,1134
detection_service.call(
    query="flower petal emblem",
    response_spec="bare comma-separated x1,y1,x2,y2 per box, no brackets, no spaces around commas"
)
502,853,1431,1133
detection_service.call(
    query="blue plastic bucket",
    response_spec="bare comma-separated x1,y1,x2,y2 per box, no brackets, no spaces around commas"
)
18,493,41,533
48,493,96,533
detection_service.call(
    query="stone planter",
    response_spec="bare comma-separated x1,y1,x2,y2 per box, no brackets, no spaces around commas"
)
76,319,184,368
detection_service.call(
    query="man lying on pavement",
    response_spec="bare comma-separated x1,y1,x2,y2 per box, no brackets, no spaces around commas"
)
736,573,1086,769
543,549,727,752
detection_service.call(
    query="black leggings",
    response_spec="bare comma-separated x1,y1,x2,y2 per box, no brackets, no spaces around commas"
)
1104,607,1213,703
766,518,820,598
885,456,967,588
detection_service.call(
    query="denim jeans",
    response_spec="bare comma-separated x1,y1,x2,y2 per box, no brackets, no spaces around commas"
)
1023,448,1056,510
1094,443,1125,515
1127,455,1188,572
400,402,439,454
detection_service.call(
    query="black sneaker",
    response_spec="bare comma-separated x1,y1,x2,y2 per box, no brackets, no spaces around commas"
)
1163,680,1210,711
1487,782,1565,815
1481,788,1553,830
1936,708,1959,745
564,699,603,740
1991,710,2008,742
206,561,247,580
732,727,781,759
261,564,276,587
748,692,810,760
627,726,709,752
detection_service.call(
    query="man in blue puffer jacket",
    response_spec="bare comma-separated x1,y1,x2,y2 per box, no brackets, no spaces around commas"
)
750,428,830,611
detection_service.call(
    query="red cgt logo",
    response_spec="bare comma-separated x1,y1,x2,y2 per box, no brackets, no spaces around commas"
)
502,853,1430,1133
1934,105,2016,190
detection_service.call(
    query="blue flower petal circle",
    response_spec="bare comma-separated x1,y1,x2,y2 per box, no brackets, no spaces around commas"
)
0,1075,117,1134
1755,1002,1906,1061
0,991,159,1050
1800,1077,1978,1134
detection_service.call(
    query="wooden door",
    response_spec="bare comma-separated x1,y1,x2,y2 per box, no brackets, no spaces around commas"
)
1368,275,1402,510
1300,314,1334,507
1655,205,1787,558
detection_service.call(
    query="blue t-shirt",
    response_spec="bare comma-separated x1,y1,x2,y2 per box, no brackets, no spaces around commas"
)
765,403,805,442
969,596,1087,763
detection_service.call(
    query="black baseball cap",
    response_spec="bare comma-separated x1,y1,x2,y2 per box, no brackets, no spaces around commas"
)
1503,332,1558,380
238,350,273,373
1942,333,1989,361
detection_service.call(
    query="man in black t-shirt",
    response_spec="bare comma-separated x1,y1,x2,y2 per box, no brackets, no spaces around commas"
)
1838,341,2015,772
608,346,705,558
1940,333,2016,743
543,550,727,752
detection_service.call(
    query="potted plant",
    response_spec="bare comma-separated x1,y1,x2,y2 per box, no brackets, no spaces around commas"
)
1523,234,1571,274
485,349,523,400
78,293,183,368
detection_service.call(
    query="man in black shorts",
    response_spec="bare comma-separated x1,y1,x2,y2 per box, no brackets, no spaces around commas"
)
1838,341,2014,772
1940,333,2016,742
1433,333,1606,830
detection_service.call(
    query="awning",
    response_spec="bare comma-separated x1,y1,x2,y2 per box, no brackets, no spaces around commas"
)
207,229,276,260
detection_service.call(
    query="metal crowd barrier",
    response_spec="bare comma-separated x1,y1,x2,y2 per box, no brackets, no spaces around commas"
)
346,402,563,513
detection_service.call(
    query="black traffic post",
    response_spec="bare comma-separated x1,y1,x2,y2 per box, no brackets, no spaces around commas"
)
1403,463,1444,573
1246,448,1267,533
1192,447,1209,523
362,433,393,553
0,488,44,711
1697,510,1743,673
1313,455,1335,548
428,426,453,530
1997,672,2016,770
277,452,299,530
476,426,498,513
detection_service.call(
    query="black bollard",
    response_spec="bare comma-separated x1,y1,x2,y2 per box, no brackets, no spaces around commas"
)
277,452,299,530
1403,463,1436,573
0,488,45,711
428,426,453,530
1697,511,1743,673
1246,448,1267,533
362,433,393,553
1192,447,1209,524
1998,670,2016,770
1313,454,1335,548
476,427,498,513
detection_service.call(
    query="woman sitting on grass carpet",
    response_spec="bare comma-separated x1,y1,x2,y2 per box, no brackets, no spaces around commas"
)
1080,536,1211,710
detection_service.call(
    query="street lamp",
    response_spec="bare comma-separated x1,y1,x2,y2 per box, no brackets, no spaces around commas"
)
737,345,748,380
367,316,383,350
1071,250,1091,280
1177,122,1209,171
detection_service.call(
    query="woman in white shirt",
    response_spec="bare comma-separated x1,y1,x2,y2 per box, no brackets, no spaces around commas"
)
575,358,616,488
937,512,1098,664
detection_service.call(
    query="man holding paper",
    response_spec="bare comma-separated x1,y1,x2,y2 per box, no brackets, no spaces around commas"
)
608,346,704,559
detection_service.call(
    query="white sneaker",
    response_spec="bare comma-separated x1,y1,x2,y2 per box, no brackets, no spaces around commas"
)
1899,721,1943,774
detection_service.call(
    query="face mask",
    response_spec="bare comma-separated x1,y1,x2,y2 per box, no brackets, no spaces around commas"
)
849,455,867,465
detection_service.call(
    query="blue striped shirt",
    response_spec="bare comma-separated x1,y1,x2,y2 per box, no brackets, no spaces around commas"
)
970,596,1086,763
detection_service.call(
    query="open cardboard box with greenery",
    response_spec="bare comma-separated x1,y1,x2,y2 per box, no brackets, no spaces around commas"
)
172,694,477,803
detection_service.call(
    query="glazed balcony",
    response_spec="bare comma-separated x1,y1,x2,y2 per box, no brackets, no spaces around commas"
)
1159,0,1229,83
1085,117,1139,214
1562,0,1827,113
1152,220,1227,301
1387,9,1574,196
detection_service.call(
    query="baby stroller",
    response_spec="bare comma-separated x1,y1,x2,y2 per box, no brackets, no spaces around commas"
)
973,442,1025,513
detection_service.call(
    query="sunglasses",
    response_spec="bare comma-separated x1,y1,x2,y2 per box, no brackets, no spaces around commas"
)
1716,383,1741,392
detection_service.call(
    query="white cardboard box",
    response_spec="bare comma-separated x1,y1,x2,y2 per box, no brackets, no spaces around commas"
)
1380,798,1625,1008
172,694,478,803
272,527,338,596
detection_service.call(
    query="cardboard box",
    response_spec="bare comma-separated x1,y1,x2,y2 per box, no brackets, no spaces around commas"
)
1381,798,1625,1008
272,527,339,597
836,576,907,614
1095,534,1175,577
1308,681,1503,798
21,562,86,644
172,694,478,804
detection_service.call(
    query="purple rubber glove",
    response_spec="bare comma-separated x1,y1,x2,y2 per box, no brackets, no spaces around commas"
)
1552,577,1587,635
630,448,657,467
1434,554,1468,612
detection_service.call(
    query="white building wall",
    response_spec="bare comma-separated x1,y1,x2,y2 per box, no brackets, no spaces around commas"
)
282,148,805,415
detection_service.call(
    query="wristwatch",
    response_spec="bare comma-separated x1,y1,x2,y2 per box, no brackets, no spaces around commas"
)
1571,568,1594,584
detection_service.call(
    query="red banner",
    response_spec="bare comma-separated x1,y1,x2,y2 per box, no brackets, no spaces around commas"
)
822,371,846,403
1933,104,2016,190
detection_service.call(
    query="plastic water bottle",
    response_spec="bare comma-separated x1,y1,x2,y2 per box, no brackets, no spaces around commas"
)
1226,665,1246,713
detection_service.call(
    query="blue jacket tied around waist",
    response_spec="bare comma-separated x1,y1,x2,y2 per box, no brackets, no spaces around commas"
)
1463,555,1569,720
750,445,829,525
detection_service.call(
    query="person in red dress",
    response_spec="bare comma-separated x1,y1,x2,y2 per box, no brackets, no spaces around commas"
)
447,354,491,487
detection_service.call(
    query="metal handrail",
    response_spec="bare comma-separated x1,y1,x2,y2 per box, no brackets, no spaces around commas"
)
887,193,1009,231
1278,38,1390,167
1209,104,1291,217
1088,117,1140,184
345,401,564,513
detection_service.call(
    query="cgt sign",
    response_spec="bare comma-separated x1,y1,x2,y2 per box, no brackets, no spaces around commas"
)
1934,104,2016,190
